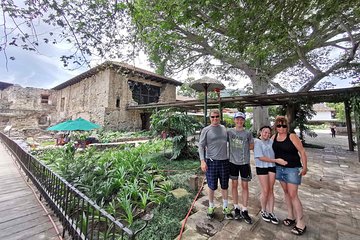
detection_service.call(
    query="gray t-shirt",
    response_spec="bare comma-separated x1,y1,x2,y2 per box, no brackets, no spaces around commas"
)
198,124,228,160
254,138,276,168
228,128,253,165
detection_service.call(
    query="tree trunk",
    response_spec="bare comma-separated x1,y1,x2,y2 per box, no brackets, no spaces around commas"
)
252,77,269,132
286,104,297,133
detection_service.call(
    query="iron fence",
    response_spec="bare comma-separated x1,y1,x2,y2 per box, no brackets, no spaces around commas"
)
0,132,134,240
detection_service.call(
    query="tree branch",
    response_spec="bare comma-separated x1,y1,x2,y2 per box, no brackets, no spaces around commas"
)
173,25,255,77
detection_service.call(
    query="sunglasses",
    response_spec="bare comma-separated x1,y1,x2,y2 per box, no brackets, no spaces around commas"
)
210,115,220,118
276,124,287,128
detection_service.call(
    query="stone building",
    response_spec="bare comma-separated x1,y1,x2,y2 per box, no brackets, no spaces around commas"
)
0,82,57,135
0,61,182,134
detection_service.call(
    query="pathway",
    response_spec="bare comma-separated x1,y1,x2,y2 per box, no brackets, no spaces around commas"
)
181,131,360,239
0,141,61,240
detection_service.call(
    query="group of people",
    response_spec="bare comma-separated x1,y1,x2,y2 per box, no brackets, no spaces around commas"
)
198,109,308,236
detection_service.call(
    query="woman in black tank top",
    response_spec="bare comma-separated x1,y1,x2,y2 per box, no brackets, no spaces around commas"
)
272,116,308,235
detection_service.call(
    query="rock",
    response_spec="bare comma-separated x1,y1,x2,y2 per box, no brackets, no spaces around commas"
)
171,188,191,199
195,218,224,236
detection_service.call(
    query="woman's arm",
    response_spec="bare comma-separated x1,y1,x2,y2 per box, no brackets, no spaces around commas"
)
289,133,308,175
258,156,287,166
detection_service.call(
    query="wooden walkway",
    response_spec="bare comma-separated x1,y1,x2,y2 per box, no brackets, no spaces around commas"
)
0,142,61,240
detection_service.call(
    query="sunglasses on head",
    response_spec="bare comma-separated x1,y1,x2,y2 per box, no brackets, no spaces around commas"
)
210,115,220,118
276,124,287,128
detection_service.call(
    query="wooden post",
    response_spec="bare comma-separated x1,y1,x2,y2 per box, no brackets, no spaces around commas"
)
204,84,208,126
355,109,360,162
344,100,354,151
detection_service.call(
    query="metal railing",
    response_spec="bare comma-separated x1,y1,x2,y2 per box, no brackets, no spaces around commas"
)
0,132,134,240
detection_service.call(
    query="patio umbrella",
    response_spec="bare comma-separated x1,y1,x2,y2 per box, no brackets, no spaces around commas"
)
46,120,73,131
62,118,100,131
190,76,225,125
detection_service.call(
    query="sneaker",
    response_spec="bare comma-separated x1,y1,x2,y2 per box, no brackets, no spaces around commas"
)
234,208,242,220
260,210,271,222
268,212,279,225
207,207,215,219
242,210,252,224
223,207,233,220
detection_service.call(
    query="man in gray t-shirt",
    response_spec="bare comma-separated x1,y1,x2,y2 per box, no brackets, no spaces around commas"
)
198,109,232,220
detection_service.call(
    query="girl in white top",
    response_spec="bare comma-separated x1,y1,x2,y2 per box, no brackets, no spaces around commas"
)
254,126,287,224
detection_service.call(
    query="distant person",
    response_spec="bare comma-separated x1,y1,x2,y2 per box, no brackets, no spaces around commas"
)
56,133,66,145
254,126,287,225
198,109,232,220
330,124,336,138
272,116,308,236
228,112,254,224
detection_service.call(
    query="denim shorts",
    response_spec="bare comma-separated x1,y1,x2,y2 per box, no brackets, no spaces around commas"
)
275,165,302,185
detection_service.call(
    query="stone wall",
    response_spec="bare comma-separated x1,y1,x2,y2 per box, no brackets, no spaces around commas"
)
55,69,111,125
159,84,177,102
0,85,57,131
55,67,179,130
1,65,180,133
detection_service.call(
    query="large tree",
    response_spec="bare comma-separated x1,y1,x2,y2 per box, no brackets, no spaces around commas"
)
130,0,360,128
1,0,359,129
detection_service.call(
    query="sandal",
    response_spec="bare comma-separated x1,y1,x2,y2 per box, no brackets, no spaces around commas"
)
291,225,307,235
283,218,296,226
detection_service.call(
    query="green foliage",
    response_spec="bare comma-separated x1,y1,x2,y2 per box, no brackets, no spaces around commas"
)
150,108,201,160
98,130,150,143
327,102,345,121
132,195,193,240
33,140,171,226
277,104,317,141
268,106,280,121
177,77,198,98
222,113,253,130
222,114,234,128
33,137,204,238
72,131,90,141
351,95,360,146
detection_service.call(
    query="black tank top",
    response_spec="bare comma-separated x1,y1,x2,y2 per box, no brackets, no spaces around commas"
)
272,133,301,168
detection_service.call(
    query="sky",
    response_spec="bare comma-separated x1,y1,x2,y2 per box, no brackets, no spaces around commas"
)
0,45,88,89
0,44,251,90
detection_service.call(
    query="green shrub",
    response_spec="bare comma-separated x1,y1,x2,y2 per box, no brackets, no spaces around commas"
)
132,195,193,240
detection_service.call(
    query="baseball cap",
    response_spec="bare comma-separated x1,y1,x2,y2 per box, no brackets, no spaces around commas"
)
234,112,246,119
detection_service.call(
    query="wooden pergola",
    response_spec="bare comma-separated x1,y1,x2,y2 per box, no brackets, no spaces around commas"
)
127,86,360,158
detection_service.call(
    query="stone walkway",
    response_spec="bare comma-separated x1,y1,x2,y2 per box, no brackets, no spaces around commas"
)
181,131,360,240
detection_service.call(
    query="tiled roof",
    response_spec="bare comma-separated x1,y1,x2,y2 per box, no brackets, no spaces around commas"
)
52,61,182,90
